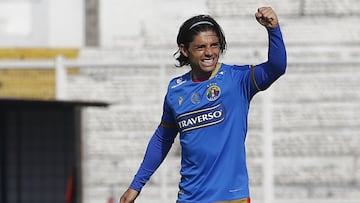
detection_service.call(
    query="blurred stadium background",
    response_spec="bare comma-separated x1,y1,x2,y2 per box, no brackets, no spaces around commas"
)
0,0,359,203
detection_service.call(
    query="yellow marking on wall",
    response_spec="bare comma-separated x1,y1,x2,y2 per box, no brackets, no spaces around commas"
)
0,68,80,99
0,48,80,99
67,68,80,75
0,69,55,99
0,48,79,59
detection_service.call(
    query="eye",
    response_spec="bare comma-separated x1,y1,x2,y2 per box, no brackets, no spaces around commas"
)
195,45,206,51
211,43,220,48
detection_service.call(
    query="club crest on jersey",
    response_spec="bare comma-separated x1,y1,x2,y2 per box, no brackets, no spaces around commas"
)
176,103,225,133
206,83,221,101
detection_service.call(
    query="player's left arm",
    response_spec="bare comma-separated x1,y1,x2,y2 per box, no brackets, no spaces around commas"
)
250,7,287,95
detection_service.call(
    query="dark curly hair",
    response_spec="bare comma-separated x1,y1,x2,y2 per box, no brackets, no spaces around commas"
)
174,15,227,67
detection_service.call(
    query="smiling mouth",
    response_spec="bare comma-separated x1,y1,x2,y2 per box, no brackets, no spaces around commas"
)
201,58,215,66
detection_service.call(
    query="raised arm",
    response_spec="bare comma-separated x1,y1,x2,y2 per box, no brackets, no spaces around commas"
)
250,7,287,96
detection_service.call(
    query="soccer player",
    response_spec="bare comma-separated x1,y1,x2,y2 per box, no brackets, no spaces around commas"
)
120,7,286,203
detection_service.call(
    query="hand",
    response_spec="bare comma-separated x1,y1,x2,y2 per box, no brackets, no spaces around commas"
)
119,188,139,203
255,7,279,29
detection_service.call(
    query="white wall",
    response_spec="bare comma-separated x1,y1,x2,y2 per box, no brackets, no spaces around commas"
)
48,0,84,47
99,0,208,47
0,0,83,48
0,1,47,47
0,0,210,48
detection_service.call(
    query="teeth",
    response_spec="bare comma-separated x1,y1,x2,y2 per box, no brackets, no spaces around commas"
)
202,59,213,65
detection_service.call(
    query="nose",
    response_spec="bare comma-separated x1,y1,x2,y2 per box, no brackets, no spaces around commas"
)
204,46,213,56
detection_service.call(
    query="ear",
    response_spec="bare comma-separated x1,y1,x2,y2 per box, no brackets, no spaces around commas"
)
179,44,189,57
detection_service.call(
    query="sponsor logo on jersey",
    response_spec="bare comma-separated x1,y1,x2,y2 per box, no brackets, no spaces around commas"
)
178,96,183,106
171,77,187,88
176,103,225,133
206,83,221,101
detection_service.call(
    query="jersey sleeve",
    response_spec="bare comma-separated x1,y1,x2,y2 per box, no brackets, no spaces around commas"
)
160,93,178,129
250,25,287,97
129,95,178,192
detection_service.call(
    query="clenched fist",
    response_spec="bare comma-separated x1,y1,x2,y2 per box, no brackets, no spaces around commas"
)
255,7,279,29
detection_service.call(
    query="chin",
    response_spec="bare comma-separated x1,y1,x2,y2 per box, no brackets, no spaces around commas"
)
201,65,216,72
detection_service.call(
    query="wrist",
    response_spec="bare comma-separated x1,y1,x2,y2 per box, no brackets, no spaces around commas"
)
267,25,280,32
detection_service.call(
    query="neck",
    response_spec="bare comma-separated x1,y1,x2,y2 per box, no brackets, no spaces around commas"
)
191,63,221,82
192,76,210,82
191,71,211,82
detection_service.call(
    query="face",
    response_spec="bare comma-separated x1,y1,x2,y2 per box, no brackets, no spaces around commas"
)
180,31,220,79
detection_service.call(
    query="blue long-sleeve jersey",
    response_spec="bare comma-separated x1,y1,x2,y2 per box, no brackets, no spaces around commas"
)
129,26,286,203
